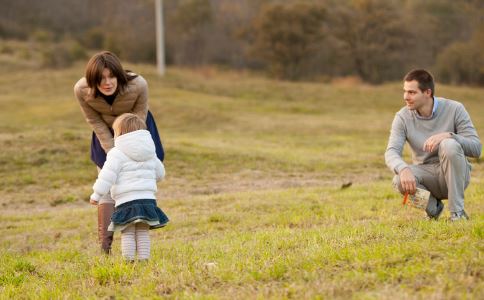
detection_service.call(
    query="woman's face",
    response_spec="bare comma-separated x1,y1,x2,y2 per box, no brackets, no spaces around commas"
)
97,68,118,96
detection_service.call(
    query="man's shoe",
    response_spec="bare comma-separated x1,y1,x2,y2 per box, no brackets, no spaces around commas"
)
426,199,444,220
450,210,469,222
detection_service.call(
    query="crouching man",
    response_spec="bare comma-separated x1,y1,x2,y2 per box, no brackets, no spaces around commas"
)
385,69,481,221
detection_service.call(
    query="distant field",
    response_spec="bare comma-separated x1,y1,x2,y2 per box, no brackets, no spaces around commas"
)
0,63,483,298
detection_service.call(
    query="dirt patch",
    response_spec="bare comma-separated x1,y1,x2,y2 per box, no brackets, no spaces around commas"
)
0,170,390,211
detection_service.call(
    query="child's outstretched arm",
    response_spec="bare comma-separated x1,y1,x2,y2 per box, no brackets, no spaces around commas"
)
155,159,165,182
90,149,123,203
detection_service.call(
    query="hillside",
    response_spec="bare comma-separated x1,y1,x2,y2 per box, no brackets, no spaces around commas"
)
0,64,483,298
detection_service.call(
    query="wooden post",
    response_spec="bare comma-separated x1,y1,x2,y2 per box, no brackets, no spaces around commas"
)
155,0,165,75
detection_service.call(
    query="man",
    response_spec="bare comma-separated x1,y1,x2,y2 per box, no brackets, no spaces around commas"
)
385,69,481,221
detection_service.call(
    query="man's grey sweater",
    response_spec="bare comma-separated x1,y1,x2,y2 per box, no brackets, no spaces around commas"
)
385,97,482,174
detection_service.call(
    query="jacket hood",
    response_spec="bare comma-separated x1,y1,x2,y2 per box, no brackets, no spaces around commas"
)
114,130,155,162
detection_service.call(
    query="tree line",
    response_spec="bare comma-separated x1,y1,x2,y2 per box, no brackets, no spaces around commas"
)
0,0,482,85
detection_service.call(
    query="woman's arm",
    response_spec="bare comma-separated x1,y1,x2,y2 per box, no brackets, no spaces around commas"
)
130,76,149,122
74,79,114,152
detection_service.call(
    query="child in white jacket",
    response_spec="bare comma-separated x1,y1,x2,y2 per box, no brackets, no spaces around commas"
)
90,113,168,261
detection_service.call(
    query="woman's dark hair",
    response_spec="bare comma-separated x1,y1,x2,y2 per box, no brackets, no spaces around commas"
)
404,69,435,97
85,51,137,96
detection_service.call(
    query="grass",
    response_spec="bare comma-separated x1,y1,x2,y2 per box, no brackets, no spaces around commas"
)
0,60,483,299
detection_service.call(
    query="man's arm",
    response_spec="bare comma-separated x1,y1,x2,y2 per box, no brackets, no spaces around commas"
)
452,104,482,158
385,114,417,194
385,114,409,174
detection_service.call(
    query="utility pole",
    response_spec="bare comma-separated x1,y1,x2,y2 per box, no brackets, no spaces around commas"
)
155,0,165,75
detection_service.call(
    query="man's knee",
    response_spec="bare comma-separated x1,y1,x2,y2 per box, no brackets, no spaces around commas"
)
392,175,404,194
439,138,463,159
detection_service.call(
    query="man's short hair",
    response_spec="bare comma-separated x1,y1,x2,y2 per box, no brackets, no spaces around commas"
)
404,69,435,97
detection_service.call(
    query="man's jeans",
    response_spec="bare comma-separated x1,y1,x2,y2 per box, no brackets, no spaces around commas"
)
392,139,471,214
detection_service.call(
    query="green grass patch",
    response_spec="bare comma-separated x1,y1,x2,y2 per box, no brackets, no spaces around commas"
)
0,63,483,298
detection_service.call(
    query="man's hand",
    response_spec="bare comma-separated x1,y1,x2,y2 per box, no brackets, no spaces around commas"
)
89,199,98,206
423,132,451,153
400,167,416,195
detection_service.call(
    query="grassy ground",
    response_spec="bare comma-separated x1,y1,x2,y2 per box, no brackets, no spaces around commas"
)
0,61,483,299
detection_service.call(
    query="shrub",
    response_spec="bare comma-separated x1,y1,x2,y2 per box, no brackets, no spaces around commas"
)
246,3,326,80
40,39,87,69
435,30,484,86
31,30,55,43
82,27,105,49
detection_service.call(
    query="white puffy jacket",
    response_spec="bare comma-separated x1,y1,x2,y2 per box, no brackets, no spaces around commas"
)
90,130,165,206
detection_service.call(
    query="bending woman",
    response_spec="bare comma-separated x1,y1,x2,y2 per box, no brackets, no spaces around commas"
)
74,51,164,254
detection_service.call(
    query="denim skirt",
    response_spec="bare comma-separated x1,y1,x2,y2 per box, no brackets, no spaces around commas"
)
108,199,169,232
91,111,164,168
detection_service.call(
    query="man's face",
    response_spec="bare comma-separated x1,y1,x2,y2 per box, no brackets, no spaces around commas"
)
403,80,431,111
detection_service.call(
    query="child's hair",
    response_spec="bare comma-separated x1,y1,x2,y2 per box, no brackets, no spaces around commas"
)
112,113,147,137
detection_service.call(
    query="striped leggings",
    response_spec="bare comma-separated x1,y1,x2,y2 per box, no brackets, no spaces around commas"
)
121,223,150,261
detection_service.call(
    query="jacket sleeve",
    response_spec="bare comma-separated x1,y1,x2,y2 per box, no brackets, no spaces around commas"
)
155,159,165,182
451,104,482,158
131,76,149,123
74,80,114,152
90,150,123,201
385,113,409,174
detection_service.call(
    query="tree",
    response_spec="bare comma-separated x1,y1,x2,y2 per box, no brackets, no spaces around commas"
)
435,26,484,86
166,0,214,65
245,2,326,80
403,0,481,69
331,0,410,83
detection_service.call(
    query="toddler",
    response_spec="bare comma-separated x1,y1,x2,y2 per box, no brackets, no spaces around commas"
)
90,113,168,261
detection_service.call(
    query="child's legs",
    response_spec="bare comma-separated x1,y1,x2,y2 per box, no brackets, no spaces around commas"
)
135,223,150,260
121,224,136,260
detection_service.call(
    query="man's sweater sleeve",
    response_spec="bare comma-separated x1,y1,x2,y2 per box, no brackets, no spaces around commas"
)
385,114,409,174
451,104,482,158
90,150,122,201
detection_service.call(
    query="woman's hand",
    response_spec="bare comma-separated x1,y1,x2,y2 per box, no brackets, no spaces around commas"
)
90,199,98,206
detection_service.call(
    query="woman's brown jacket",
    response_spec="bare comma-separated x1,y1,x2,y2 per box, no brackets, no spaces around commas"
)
74,75,148,152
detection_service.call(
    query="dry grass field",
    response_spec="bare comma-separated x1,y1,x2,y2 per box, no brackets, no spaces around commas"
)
0,59,483,298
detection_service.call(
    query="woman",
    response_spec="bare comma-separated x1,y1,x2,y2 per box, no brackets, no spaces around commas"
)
74,51,164,254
